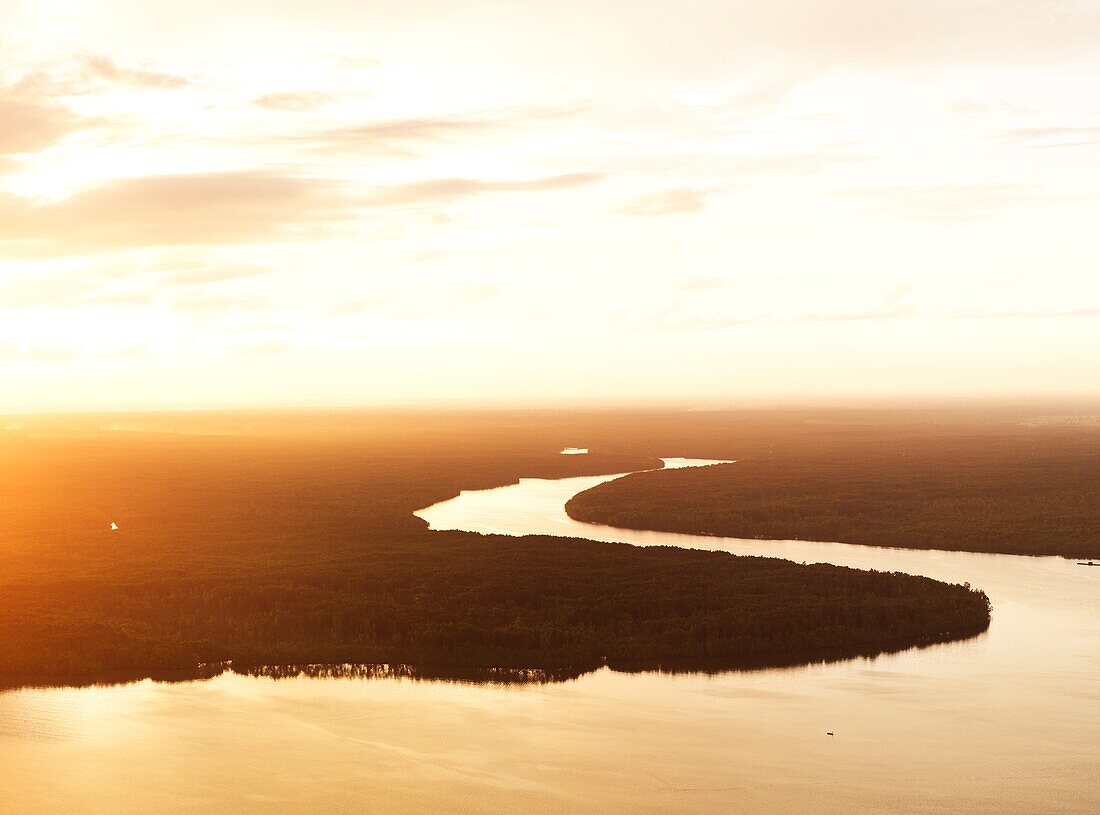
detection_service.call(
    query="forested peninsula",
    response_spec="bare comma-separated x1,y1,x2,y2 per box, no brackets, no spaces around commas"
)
1,410,993,687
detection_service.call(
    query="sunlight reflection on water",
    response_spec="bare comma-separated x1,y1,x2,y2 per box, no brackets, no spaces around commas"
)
3,458,1097,814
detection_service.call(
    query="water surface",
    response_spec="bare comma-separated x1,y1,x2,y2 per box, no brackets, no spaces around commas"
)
3,458,1097,814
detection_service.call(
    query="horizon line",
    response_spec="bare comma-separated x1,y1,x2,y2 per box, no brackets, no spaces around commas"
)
6,392,1100,418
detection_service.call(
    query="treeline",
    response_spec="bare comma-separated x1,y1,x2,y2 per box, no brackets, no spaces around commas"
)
566,442,1100,558
0,531,990,684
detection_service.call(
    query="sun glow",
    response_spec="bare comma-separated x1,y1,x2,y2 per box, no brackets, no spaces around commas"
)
1,0,1099,410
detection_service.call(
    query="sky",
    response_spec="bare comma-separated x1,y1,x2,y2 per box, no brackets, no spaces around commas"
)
1,0,1099,410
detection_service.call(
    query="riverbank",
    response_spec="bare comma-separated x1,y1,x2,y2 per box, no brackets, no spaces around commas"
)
566,434,1100,558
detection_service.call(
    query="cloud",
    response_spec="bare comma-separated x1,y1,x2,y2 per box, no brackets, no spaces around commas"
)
677,276,730,292
947,98,1032,116
77,290,156,306
326,115,493,139
1002,126,1100,148
166,263,269,285
727,76,802,115
309,106,582,155
613,306,874,332
26,345,83,363
325,295,402,317
116,0,1100,76
724,152,863,178
0,266,163,309
0,269,105,308
618,188,708,216
0,167,604,256
0,341,83,363
838,183,1075,222
955,307,1100,320
707,0,1100,69
229,337,292,356
310,114,510,156
79,55,189,89
683,75,806,122
0,340,152,363
254,92,335,112
327,301,375,317
618,299,1099,332
0,338,82,360
172,292,268,314
0,171,354,256
454,283,504,302
616,287,923,332
0,256,272,313
410,249,447,263
881,286,915,312
364,173,604,206
0,85,87,155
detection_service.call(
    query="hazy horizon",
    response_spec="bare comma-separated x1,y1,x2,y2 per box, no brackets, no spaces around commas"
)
6,391,1100,417
2,0,1099,409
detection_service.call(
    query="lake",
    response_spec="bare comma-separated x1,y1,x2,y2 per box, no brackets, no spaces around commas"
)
2,459,1097,813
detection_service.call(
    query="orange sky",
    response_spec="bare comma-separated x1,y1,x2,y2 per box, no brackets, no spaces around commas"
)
1,1,1098,409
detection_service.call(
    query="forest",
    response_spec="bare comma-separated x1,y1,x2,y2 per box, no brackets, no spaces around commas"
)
0,407,1044,686
0,531,990,684
566,421,1100,558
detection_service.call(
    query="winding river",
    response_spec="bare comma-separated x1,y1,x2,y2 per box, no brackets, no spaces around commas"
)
2,458,1097,814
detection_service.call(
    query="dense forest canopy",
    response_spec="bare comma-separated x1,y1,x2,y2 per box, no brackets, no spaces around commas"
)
566,424,1100,558
3,406,1064,686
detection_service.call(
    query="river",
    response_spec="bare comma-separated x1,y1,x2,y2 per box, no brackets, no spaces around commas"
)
2,458,1097,813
